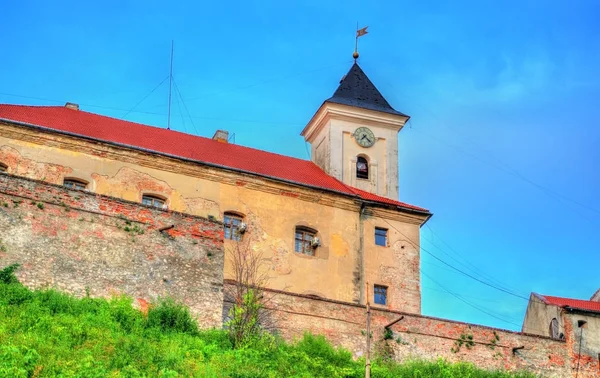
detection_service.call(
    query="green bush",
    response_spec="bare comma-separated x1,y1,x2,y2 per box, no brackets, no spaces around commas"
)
146,297,198,335
0,265,537,377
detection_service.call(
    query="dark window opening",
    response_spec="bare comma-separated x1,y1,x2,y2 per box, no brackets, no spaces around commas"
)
356,156,369,179
224,212,244,241
142,195,166,209
549,318,559,339
374,285,388,305
63,179,88,190
295,227,317,256
0,163,7,173
375,227,388,246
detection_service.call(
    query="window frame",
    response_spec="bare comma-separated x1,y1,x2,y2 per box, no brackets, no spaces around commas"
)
356,156,369,179
294,226,318,256
0,163,7,173
224,212,244,241
374,284,388,305
375,227,388,247
141,194,167,209
63,178,88,190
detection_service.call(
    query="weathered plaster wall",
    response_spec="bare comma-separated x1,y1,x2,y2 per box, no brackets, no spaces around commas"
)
522,294,564,337
562,312,600,377
0,173,224,328
0,123,426,312
227,283,583,377
522,296,600,376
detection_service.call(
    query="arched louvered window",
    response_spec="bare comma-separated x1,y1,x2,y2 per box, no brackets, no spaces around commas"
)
357,156,369,179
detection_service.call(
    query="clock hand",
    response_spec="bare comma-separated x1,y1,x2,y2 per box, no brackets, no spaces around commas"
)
361,135,367,141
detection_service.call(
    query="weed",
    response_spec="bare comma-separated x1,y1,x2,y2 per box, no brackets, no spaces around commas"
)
36,202,44,210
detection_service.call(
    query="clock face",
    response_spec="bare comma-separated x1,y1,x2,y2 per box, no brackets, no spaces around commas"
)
354,127,375,148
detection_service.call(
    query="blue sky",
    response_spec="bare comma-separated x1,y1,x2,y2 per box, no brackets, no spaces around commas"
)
2,0,599,331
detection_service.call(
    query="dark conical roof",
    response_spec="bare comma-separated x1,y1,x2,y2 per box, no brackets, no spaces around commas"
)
325,63,408,117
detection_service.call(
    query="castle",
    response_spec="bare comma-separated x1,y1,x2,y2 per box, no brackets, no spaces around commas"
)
0,62,597,377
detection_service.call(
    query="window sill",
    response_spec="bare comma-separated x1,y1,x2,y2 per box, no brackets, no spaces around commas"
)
293,251,317,259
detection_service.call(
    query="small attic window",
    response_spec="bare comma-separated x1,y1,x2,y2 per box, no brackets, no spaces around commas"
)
63,178,88,190
142,194,166,209
0,163,7,173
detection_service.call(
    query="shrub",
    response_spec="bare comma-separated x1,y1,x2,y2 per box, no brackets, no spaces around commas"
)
146,297,198,335
0,263,20,284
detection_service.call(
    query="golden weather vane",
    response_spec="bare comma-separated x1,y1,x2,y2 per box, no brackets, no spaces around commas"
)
354,24,369,61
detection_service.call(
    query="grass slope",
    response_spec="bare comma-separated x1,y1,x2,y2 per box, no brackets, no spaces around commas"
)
0,265,535,377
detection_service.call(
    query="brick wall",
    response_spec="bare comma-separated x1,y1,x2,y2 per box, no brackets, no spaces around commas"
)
0,173,224,328
224,282,585,377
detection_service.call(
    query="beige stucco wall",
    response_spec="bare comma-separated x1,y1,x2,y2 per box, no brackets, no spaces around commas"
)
522,294,564,337
302,102,408,201
0,121,426,312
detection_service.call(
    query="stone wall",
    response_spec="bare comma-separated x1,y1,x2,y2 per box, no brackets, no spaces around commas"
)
224,282,589,377
0,172,224,328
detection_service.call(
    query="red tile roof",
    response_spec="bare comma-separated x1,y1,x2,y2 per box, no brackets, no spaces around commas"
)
536,293,600,313
0,104,429,213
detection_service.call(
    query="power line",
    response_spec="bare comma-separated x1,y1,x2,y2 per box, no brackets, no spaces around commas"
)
374,217,530,301
422,271,523,328
424,223,524,295
407,118,600,221
0,91,305,128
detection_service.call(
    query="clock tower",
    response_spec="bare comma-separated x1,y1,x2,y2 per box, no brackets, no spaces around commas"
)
301,63,409,200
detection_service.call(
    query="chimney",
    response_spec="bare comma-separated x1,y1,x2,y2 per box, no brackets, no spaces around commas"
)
212,130,229,143
65,102,79,110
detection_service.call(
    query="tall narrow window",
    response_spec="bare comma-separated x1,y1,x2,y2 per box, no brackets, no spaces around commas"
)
375,227,388,246
224,212,244,241
549,318,559,339
374,285,388,305
63,178,88,190
142,194,166,209
0,163,7,173
295,226,317,256
356,156,369,179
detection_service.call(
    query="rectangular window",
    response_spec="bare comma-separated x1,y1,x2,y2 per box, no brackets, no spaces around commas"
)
63,179,87,190
142,195,166,209
375,227,388,246
374,285,388,305
224,213,243,241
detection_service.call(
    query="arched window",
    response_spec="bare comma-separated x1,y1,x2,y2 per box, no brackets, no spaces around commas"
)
0,163,7,173
142,194,167,209
224,212,245,241
356,156,369,179
294,226,318,256
549,318,559,339
63,178,88,190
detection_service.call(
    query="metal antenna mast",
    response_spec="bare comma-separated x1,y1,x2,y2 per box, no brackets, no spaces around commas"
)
167,40,174,130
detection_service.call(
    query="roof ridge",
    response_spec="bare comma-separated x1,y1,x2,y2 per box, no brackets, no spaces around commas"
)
0,103,429,213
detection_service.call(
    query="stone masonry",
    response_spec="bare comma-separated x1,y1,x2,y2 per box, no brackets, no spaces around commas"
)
0,172,224,328
225,282,594,378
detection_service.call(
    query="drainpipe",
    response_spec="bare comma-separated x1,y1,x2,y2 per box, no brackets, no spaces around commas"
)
358,202,366,304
